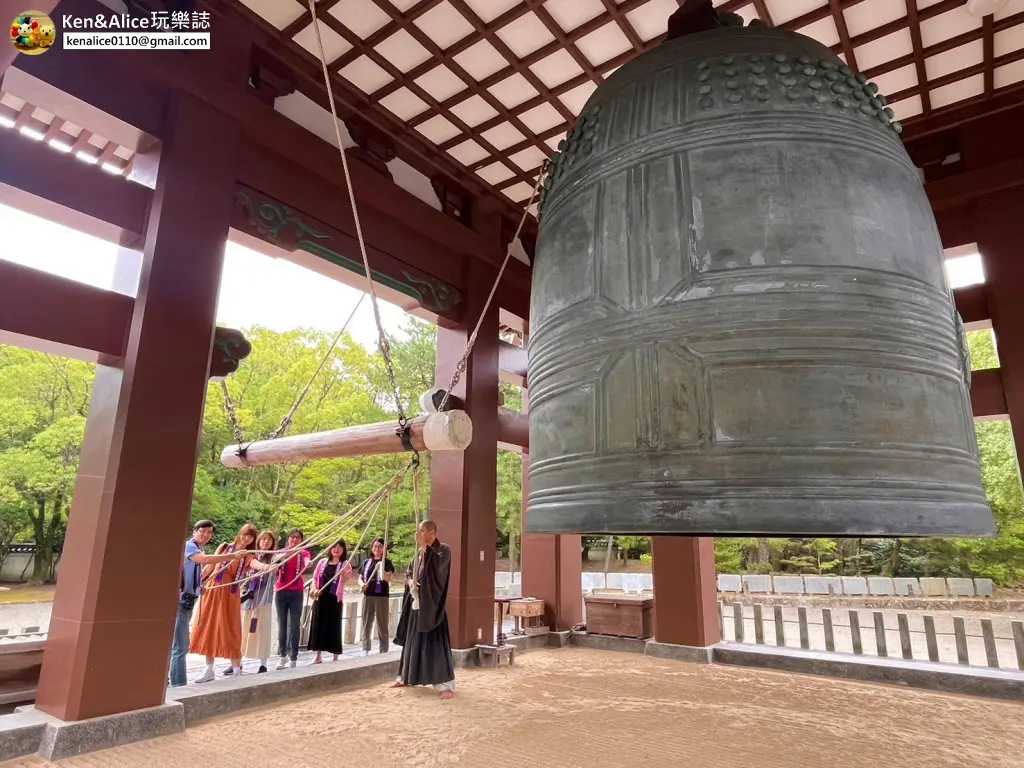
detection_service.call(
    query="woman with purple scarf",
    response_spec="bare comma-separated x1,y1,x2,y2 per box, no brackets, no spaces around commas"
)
307,539,353,663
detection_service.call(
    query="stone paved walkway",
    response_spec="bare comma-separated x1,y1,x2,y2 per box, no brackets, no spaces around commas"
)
178,618,517,681
180,640,387,682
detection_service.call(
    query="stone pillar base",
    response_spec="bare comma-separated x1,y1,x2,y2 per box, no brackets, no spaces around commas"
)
0,711,48,763
16,702,185,761
645,641,714,664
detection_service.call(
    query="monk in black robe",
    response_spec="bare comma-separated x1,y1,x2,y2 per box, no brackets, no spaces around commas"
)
392,520,456,699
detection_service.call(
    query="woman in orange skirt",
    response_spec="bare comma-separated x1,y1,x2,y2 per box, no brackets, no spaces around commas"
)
191,523,276,682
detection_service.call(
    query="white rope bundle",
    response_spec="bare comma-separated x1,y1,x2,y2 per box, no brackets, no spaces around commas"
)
203,467,406,593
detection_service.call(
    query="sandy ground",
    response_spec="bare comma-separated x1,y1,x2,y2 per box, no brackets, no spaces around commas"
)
4,648,1024,768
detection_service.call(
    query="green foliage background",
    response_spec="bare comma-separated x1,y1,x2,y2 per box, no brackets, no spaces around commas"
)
0,324,1020,585
0,320,524,579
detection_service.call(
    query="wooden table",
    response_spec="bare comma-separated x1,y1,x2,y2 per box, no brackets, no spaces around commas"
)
508,598,547,636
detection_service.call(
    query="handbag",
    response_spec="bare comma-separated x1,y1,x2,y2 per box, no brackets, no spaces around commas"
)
180,555,198,611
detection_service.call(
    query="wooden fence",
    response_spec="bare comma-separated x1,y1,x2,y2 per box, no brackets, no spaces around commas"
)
721,601,1024,671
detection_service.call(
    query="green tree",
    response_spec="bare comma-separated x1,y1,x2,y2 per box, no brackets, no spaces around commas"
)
779,539,841,574
0,504,30,573
8,321,1016,588
497,450,522,568
195,324,427,562
0,347,92,582
0,416,85,582
714,539,753,573
967,328,999,370
616,537,650,560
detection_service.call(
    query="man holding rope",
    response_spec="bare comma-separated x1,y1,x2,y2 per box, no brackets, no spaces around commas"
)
275,528,312,670
393,520,456,699
169,520,244,687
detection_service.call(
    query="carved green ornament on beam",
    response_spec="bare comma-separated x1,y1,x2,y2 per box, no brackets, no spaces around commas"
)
234,190,462,313
210,327,252,378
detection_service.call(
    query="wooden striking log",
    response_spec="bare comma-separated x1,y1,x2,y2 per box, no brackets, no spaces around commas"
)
220,410,473,468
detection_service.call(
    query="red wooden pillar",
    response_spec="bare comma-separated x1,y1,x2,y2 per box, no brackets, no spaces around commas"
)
974,192,1024,479
34,93,240,721
520,388,583,631
651,537,720,647
429,259,500,648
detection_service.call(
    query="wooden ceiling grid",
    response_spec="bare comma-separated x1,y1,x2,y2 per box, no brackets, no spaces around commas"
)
232,0,1024,213
7,0,1014,222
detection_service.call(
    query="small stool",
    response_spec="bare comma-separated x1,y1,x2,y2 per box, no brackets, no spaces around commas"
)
475,643,515,668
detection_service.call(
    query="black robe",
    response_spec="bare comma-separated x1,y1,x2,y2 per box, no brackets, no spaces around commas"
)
395,539,455,686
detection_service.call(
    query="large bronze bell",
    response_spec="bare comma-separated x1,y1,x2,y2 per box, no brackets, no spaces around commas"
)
524,9,994,537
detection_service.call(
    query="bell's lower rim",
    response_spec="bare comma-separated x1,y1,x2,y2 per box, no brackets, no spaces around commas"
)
524,499,996,539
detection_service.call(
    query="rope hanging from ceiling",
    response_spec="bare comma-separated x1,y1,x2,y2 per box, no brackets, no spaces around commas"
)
213,0,546,594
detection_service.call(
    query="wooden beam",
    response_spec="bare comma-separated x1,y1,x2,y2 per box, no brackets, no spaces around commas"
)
234,160,466,321
904,0,932,118
8,55,165,148
498,339,527,384
830,0,859,72
0,330,102,365
954,284,989,325
752,0,773,26
0,261,251,379
0,129,150,239
0,260,132,360
497,407,528,451
903,130,961,168
20,7,530,296
984,14,995,98
926,156,1024,211
971,368,1008,419
220,411,474,468
12,42,504,314
936,205,976,250
902,82,1024,140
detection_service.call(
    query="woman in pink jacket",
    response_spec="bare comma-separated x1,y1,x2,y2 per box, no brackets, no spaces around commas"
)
307,539,353,663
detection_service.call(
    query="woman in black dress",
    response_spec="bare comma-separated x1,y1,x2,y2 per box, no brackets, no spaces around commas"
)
307,539,352,663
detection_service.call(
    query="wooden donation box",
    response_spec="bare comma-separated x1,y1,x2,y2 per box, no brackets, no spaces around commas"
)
509,598,548,635
584,595,654,639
